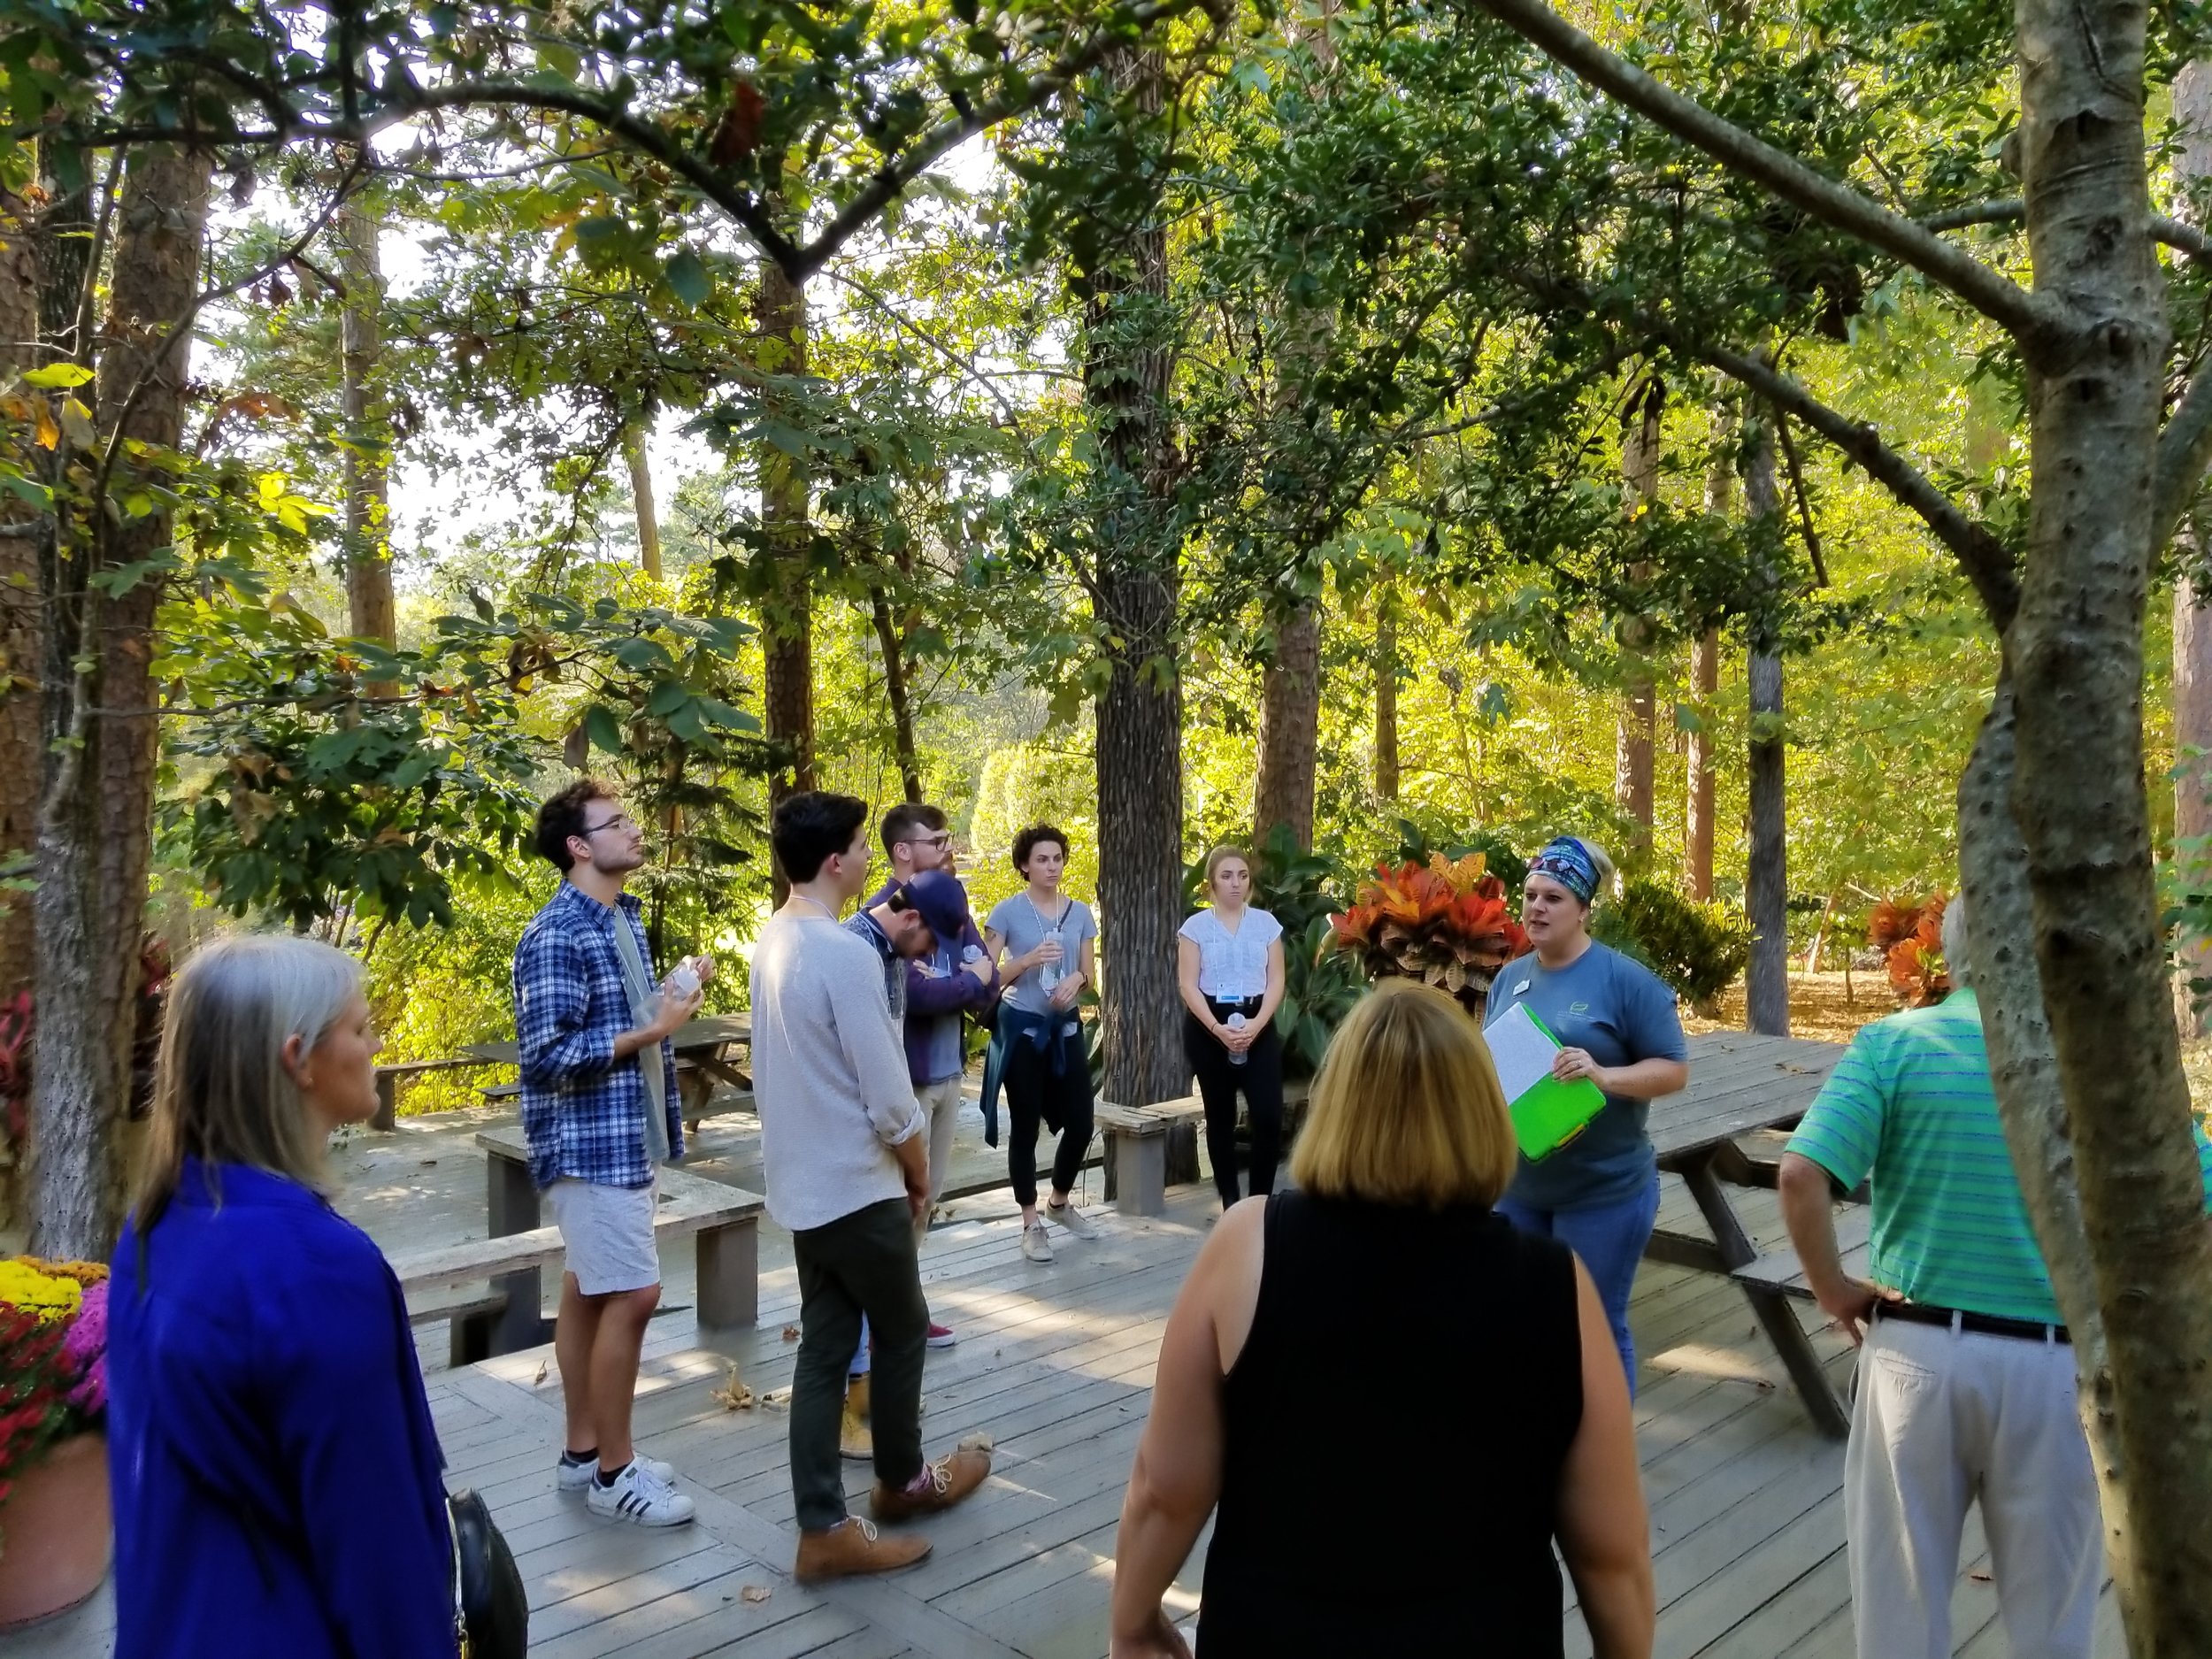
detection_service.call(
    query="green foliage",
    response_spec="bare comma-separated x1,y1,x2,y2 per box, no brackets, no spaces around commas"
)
1594,881,1755,1012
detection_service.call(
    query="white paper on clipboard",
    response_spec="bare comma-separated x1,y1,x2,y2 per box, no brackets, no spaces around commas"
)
1483,1001,1560,1102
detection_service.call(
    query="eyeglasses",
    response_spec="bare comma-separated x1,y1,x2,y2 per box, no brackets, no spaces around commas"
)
580,812,634,837
912,833,952,849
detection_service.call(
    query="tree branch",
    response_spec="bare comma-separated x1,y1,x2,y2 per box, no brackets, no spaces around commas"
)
1921,194,2212,261
1464,0,2053,338
2154,364,2212,549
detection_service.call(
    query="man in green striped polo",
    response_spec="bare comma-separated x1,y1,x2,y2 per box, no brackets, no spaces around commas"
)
1779,896,2212,1659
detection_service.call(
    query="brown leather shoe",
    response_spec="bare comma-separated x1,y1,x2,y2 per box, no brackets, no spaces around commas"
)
870,1436,993,1522
793,1517,931,1582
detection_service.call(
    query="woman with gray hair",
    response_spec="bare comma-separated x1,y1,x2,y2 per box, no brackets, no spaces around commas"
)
107,934,459,1658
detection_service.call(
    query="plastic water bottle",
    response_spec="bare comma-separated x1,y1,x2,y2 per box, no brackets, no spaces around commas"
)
1226,1010,1248,1066
1038,926,1064,995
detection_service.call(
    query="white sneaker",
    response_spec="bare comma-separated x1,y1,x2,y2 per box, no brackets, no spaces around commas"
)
559,1451,674,1492
1021,1222,1054,1263
1046,1200,1096,1240
586,1459,695,1525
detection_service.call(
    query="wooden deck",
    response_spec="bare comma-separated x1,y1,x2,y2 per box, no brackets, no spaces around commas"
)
21,1100,2128,1657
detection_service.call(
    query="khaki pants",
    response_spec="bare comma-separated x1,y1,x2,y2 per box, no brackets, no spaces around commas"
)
913,1076,964,1240
1846,1313,2100,1659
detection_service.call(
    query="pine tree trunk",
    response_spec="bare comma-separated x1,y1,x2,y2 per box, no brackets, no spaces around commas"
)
1744,419,1788,1037
624,426,663,582
1686,438,1730,902
868,585,923,803
1252,599,1320,848
1614,377,1662,856
335,197,395,659
1086,47,1187,1110
30,146,211,1258
0,188,41,1002
2002,8,2212,1640
757,259,813,900
1374,598,1399,803
2171,62,2212,1037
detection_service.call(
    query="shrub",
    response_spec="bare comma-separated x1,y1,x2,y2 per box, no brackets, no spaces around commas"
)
1595,880,1754,1013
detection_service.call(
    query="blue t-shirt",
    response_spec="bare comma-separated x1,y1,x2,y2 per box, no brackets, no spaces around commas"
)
1485,942,1688,1210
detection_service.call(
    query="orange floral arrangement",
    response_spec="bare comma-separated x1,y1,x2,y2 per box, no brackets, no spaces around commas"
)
1870,893,1950,1006
1330,852,1530,1014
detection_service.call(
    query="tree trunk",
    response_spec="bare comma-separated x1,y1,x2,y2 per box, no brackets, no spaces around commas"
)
0,188,42,1002
757,260,813,901
867,585,923,803
30,146,211,1258
624,425,663,582
334,196,395,658
1252,599,1320,848
1686,436,1730,902
1085,47,1187,1110
1614,376,1663,857
2171,62,2212,1037
1374,596,1399,803
1744,417,1788,1036
2005,7,2212,1641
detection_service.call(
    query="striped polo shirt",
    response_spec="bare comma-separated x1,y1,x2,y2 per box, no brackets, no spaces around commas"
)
1787,989,2212,1324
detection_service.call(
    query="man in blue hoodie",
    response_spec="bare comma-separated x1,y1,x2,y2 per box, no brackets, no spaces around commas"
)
869,803,997,1347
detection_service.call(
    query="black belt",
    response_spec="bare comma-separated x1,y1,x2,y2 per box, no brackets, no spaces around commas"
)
1874,1301,2069,1345
1203,995,1263,1015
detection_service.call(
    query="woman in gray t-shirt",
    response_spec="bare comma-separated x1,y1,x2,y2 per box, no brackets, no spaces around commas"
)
984,824,1099,1263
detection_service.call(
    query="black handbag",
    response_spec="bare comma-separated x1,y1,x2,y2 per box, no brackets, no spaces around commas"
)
449,1486,529,1658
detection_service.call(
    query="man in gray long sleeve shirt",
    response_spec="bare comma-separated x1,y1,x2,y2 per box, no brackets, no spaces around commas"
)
755,791,993,1583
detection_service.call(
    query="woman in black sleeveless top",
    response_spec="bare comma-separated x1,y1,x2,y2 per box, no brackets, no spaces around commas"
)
1109,979,1655,1658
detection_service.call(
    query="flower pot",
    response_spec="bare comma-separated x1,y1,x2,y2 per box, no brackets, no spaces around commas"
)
0,1432,111,1627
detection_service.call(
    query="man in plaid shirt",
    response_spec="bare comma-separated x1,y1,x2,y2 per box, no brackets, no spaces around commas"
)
513,778,703,1527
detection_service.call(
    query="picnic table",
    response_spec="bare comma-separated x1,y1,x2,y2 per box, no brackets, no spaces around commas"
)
1646,1028,1854,1437
459,1011,753,1128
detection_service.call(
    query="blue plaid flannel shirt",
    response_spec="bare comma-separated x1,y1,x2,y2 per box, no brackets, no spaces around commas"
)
512,881,683,1189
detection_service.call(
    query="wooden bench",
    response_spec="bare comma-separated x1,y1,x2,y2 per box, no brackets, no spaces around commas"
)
1097,1095,1208,1217
387,1126,765,1365
1730,1204,1876,1302
1724,1204,1875,1438
373,1056,503,1132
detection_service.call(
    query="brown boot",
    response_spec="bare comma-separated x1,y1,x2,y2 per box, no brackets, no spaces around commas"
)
871,1436,993,1522
840,1374,872,1462
793,1517,931,1582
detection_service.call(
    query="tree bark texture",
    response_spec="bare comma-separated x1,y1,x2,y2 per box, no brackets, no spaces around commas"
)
2006,5,2212,1645
30,146,211,1258
334,197,395,657
2171,63,2212,1038
868,585,923,803
1252,599,1320,849
1373,596,1400,803
1085,47,1187,1110
757,260,814,902
1744,419,1788,1036
1686,439,1730,902
1614,376,1663,857
624,425,663,582
0,189,42,1002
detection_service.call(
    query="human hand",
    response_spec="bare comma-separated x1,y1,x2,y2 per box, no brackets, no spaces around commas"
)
691,954,717,987
1048,973,1083,1010
1110,1609,1193,1659
1035,936,1065,969
964,956,994,984
1814,1277,1900,1347
1221,1023,1256,1054
1550,1046,1609,1089
905,1167,931,1225
648,986,703,1040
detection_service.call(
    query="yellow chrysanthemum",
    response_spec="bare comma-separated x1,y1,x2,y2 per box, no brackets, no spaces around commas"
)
0,1257,84,1325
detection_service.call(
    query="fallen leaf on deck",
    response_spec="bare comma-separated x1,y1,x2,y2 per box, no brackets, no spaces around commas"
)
762,1388,791,1411
1970,1570,1993,1583
741,1585,772,1605
712,1363,756,1411
421,1158,438,1166
533,1360,549,1386
781,1325,801,1342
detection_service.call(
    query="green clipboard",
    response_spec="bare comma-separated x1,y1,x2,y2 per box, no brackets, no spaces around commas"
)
1500,1005,1608,1161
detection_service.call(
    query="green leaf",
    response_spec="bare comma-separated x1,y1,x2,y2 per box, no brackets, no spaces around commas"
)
20,363,94,389
664,250,710,308
584,704,624,755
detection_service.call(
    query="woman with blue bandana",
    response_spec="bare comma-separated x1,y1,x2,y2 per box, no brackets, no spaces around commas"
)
1485,834,1689,1394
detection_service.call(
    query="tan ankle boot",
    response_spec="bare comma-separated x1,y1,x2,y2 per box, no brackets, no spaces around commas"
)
871,1436,993,1522
794,1517,930,1581
840,1374,872,1461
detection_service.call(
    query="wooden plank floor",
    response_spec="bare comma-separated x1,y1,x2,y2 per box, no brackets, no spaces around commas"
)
16,1102,2127,1657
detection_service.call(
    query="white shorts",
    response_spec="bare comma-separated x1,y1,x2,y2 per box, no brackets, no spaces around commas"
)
546,1178,659,1295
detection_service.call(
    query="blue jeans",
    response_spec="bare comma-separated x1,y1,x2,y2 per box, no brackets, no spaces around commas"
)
1498,1173,1661,1395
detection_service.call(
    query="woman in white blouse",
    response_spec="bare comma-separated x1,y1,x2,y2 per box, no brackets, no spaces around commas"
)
1177,845,1288,1211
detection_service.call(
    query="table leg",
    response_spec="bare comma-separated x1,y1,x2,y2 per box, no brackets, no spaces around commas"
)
472,1152,552,1359
1111,1132,1166,1217
1744,1284,1851,1439
695,1217,758,1334
372,1072,398,1133
1678,1148,1758,1271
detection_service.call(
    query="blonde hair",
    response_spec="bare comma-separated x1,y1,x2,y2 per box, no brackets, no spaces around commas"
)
133,934,364,1232
1203,843,1254,892
1290,979,1518,1208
